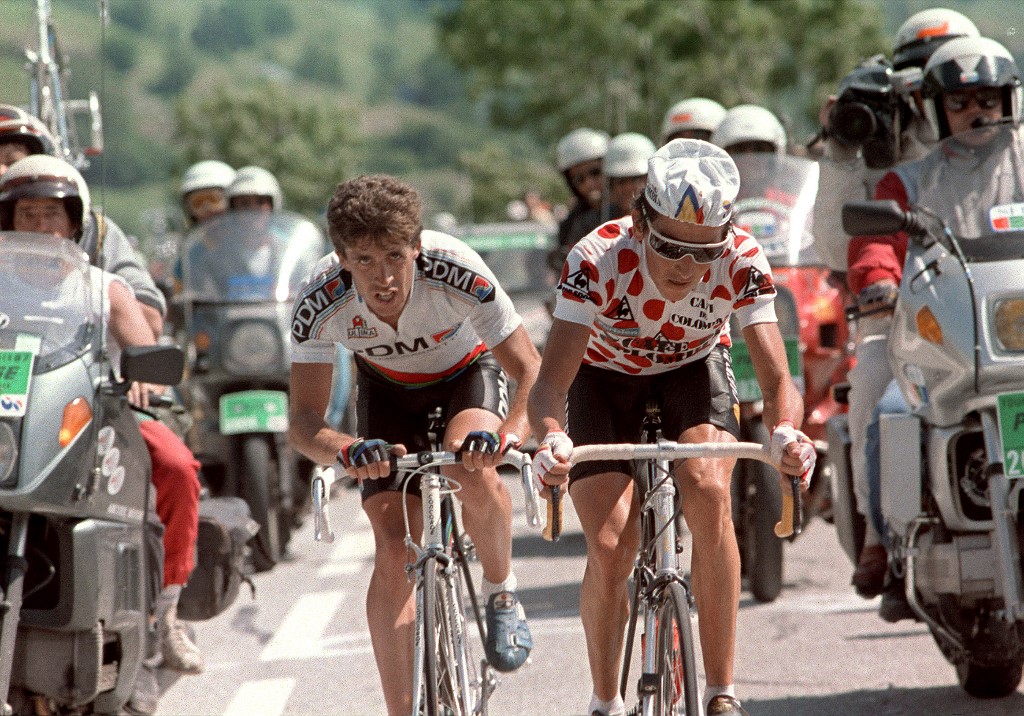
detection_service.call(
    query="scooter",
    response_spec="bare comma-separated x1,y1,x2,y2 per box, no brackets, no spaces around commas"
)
728,152,851,602
0,233,183,715
176,210,328,572
834,123,1024,696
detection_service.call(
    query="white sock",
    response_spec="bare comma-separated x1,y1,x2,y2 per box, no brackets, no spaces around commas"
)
586,693,625,716
704,684,737,712
482,573,517,599
155,584,182,620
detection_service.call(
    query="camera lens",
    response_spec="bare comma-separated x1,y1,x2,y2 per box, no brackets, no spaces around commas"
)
830,102,877,145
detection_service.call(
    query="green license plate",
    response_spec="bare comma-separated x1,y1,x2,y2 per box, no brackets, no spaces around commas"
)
730,337,803,403
996,392,1024,479
219,390,289,435
0,350,35,417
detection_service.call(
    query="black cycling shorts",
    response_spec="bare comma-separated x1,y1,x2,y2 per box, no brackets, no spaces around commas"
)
354,352,508,502
566,344,740,483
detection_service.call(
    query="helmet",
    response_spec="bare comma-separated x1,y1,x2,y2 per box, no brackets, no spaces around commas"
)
227,165,283,211
555,128,609,172
644,139,739,228
711,105,787,154
181,159,235,196
0,105,58,157
922,36,1022,139
892,8,979,70
660,98,727,143
0,154,89,237
604,133,657,178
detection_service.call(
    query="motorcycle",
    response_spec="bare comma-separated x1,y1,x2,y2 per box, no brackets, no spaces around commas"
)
835,123,1024,696
0,233,183,714
728,152,852,602
176,210,328,572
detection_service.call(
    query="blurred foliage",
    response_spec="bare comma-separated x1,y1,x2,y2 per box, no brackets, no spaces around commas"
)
439,0,890,143
110,0,155,33
174,82,358,216
191,0,296,55
101,30,137,73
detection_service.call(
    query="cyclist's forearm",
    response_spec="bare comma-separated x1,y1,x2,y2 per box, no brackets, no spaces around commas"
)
287,411,356,466
527,380,568,439
760,377,805,432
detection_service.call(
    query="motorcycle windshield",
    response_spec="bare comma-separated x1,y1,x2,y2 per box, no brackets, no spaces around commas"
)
0,233,95,370
919,123,1024,254
179,210,327,303
730,153,820,268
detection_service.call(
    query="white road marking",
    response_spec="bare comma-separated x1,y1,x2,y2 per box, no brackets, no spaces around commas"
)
317,528,376,577
223,677,295,716
260,591,347,661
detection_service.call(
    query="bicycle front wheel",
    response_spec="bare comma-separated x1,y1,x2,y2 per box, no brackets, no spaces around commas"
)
644,581,699,716
421,556,478,716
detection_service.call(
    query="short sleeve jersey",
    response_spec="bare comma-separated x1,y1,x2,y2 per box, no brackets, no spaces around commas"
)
554,216,776,375
290,230,521,387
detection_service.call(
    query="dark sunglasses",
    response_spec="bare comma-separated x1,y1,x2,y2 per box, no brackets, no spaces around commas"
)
568,166,602,187
943,88,1002,113
645,219,730,263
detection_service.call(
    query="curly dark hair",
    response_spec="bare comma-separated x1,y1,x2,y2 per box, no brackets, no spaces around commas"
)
326,174,422,253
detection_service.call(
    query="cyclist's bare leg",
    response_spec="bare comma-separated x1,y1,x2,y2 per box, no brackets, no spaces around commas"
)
364,490,424,716
674,423,740,689
444,407,514,584
570,472,640,701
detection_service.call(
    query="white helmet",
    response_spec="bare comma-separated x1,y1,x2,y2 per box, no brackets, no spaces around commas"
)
555,128,609,171
0,105,59,157
0,154,90,237
604,133,657,179
181,159,235,196
922,36,1022,139
660,98,727,144
227,165,283,211
711,104,787,154
892,8,979,70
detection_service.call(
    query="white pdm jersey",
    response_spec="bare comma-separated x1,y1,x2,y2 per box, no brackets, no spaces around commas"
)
554,217,777,375
290,230,521,387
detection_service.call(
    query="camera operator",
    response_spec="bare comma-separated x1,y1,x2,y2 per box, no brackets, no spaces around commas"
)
812,7,979,599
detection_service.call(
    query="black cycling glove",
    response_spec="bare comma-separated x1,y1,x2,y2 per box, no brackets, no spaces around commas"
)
338,438,390,469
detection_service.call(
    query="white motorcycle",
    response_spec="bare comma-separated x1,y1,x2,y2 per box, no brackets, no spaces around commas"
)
835,123,1024,697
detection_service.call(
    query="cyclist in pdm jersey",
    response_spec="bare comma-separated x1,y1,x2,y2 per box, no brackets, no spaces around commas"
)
287,174,540,716
528,139,816,716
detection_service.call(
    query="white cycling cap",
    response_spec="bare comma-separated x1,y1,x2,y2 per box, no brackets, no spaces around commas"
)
643,139,739,227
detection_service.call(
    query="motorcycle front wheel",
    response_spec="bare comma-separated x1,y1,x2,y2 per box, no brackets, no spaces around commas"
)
240,435,283,572
956,658,1024,699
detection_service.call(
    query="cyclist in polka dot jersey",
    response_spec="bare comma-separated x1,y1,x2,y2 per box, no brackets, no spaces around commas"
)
529,140,814,716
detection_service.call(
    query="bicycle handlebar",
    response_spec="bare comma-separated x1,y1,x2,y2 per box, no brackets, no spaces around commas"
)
312,447,541,543
568,440,803,539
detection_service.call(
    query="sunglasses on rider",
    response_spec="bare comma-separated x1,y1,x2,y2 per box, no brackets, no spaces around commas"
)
186,189,228,214
645,218,731,263
943,88,1002,113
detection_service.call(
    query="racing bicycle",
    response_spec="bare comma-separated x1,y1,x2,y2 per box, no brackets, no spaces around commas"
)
311,409,539,716
560,400,798,716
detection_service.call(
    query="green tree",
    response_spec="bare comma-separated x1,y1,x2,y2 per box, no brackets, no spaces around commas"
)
438,0,889,142
102,31,138,73
457,140,564,222
110,0,154,33
174,82,358,216
294,42,345,87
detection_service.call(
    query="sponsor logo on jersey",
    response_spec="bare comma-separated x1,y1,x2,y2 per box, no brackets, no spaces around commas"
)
291,269,351,342
361,336,431,358
560,267,592,301
432,326,458,343
347,314,378,339
740,266,774,300
418,254,495,302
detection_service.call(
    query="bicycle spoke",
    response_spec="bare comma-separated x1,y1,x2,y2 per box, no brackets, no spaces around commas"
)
652,582,699,716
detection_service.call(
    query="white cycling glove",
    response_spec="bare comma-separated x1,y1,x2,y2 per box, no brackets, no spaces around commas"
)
532,430,573,491
769,421,816,487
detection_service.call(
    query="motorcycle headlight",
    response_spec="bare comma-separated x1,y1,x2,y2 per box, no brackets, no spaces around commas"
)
224,321,283,375
0,421,17,485
994,298,1024,352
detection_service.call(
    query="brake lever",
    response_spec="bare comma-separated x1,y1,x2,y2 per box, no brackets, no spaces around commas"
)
312,466,336,543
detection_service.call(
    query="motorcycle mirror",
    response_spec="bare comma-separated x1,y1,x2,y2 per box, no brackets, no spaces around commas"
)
120,345,185,387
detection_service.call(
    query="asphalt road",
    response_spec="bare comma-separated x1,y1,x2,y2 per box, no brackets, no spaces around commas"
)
155,473,1024,716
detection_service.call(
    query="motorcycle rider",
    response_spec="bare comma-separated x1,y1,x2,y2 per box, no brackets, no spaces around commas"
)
851,35,1022,621
0,157,205,694
287,174,541,716
0,105,57,173
812,7,980,599
660,97,727,144
181,159,235,227
554,127,609,253
527,139,815,716
712,104,788,156
602,132,656,220
227,164,283,213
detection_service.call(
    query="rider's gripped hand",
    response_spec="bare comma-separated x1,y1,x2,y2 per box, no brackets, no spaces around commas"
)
532,431,573,496
450,431,519,472
857,280,899,314
769,421,816,488
127,382,165,409
337,438,401,481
